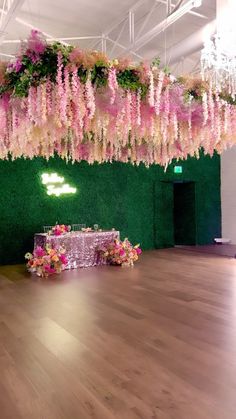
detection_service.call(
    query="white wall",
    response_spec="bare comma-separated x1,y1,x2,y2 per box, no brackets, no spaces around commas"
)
221,147,236,243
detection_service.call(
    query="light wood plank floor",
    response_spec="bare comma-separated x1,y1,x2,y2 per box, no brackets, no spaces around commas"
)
0,248,236,419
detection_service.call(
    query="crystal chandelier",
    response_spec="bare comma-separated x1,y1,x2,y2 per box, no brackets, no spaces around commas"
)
201,0,236,98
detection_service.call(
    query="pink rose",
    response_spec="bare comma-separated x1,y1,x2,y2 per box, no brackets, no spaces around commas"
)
43,255,51,264
44,265,56,275
60,254,68,265
34,246,45,257
136,248,142,255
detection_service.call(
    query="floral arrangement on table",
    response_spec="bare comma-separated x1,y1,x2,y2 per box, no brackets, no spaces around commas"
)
99,238,142,267
81,227,93,232
25,245,68,277
49,224,71,236
0,30,236,167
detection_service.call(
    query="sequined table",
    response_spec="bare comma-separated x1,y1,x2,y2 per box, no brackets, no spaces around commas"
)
34,230,120,269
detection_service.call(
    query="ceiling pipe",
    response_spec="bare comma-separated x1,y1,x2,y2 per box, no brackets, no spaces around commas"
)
158,19,216,66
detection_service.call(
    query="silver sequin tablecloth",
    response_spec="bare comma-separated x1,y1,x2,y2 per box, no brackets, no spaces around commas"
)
34,230,120,269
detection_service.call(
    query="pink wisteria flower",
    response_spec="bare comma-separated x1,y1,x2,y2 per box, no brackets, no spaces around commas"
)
25,30,46,62
7,58,23,73
0,30,236,166
108,67,118,104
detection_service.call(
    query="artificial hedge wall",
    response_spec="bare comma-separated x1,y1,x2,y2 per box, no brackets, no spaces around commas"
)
0,153,221,265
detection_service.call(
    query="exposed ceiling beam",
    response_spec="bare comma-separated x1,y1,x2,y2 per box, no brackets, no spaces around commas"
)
104,0,147,36
14,16,64,41
0,51,14,57
0,8,70,46
157,0,207,18
166,0,172,15
2,35,102,43
0,0,25,44
122,0,202,54
0,0,208,62
136,1,158,39
158,18,216,66
110,19,127,55
106,36,143,59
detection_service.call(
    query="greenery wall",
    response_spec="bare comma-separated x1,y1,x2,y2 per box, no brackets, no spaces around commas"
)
0,154,221,265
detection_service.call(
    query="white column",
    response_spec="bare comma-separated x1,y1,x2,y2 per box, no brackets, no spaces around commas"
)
217,0,236,31
221,147,236,243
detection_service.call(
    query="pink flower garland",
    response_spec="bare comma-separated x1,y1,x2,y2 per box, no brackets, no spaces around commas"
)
148,70,154,107
208,85,215,133
64,66,71,126
71,66,82,140
27,86,36,123
172,112,178,142
154,71,164,116
46,79,52,115
124,90,131,144
224,102,230,135
41,83,47,123
161,86,170,143
136,89,141,126
0,95,8,141
108,67,118,104
1,50,236,166
85,72,95,119
56,52,66,125
202,91,208,126
188,96,193,142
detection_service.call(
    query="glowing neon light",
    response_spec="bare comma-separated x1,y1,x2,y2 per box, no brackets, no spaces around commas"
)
41,172,77,196
46,184,77,196
41,173,64,184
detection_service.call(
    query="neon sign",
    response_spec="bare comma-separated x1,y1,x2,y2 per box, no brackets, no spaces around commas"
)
41,172,77,196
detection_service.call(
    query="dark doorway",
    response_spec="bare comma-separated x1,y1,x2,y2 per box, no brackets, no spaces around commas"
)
173,182,196,245
155,181,175,248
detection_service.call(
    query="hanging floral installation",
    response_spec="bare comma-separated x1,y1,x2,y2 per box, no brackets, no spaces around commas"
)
0,30,236,167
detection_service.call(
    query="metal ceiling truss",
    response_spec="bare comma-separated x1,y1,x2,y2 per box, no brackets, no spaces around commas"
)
0,0,25,41
111,0,203,57
0,0,205,62
89,0,205,59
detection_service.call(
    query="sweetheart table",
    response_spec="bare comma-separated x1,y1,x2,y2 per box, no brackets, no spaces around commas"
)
34,230,120,269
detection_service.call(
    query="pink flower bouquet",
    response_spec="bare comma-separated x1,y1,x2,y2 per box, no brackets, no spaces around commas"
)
25,245,68,277
49,224,71,236
100,238,142,267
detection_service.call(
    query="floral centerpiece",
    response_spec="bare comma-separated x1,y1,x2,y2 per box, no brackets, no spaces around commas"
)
81,227,93,232
99,238,142,267
49,224,71,236
25,245,68,277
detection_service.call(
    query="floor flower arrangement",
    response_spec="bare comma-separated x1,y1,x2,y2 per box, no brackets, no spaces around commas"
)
100,238,142,267
0,30,236,166
25,245,68,277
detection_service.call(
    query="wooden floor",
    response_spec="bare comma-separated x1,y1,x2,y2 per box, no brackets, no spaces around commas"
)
179,244,236,258
1,249,236,419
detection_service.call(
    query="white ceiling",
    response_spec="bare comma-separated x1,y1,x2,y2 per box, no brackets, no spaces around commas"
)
0,0,216,75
